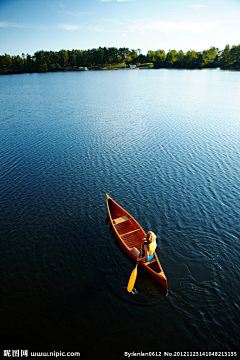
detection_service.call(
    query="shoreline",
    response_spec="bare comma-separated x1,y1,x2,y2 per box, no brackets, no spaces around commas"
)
1,67,240,75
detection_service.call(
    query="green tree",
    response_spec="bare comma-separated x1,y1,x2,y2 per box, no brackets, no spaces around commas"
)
91,48,98,66
85,49,94,67
75,50,86,67
68,50,77,67
153,50,166,68
0,53,12,73
184,50,198,68
34,50,48,72
26,54,35,72
108,47,119,65
12,55,24,72
134,54,147,64
175,50,185,68
196,53,208,68
203,46,218,61
90,47,105,67
130,49,138,60
165,50,177,67
147,50,156,62
228,45,240,67
97,47,105,66
118,47,130,64
102,47,109,65
58,50,68,68
221,44,230,64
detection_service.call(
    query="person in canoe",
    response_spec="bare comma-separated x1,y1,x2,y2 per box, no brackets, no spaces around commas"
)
130,231,157,263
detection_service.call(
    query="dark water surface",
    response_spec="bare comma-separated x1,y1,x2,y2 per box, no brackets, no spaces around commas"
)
1,70,240,358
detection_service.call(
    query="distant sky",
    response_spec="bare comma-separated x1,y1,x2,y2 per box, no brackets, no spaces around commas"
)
0,0,240,56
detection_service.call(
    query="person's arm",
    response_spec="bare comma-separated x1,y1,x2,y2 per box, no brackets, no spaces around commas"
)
137,245,149,262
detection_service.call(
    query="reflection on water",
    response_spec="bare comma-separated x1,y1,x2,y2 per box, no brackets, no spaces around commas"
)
0,70,240,357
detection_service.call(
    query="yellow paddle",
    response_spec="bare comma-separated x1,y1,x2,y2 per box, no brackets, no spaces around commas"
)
127,263,138,292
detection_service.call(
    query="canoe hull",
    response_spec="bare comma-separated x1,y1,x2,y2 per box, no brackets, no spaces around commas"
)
106,194,168,290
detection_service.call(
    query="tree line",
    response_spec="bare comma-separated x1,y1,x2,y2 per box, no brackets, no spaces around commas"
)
0,44,239,74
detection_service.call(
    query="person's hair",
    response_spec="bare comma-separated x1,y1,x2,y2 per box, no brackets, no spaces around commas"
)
146,231,157,243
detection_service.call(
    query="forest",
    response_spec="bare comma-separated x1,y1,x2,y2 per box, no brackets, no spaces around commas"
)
0,44,240,74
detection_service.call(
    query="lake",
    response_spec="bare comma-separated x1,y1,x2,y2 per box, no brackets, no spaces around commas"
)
0,69,239,358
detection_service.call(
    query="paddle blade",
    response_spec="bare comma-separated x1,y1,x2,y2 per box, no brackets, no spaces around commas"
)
127,264,138,292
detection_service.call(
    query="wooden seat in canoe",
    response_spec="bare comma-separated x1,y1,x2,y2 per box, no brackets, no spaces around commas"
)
112,216,129,225
145,257,157,265
121,229,143,249
113,218,139,237
120,229,140,237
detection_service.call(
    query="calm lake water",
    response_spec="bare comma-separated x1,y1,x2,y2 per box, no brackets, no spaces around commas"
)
0,69,240,359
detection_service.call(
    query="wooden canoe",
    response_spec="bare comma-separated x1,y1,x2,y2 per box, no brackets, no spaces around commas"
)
106,194,168,290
